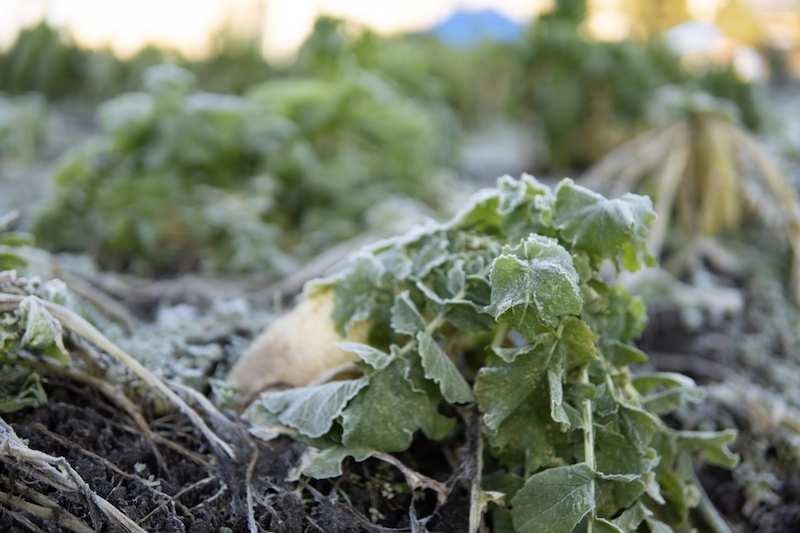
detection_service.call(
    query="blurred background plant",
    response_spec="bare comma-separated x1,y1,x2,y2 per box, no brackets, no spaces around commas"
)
33,64,454,276
511,0,768,171
0,92,48,162
0,0,790,283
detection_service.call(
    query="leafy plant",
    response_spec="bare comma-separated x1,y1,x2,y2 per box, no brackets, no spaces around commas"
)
245,175,737,532
293,17,516,131
582,85,800,303
34,64,454,276
513,0,767,170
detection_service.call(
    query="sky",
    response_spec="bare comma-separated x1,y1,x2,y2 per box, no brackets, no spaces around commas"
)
0,0,552,62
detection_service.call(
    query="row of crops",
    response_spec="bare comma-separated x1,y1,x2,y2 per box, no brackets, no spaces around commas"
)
1,7,772,280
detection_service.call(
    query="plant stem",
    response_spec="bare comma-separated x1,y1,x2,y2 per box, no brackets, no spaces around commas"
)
491,322,509,347
581,364,596,533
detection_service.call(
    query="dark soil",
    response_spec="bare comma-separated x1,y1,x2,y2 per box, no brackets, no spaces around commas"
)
0,378,469,532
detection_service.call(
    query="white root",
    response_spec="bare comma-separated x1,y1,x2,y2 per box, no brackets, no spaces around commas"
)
227,289,370,401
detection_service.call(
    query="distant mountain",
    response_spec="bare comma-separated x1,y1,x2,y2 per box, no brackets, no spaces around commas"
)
431,9,525,48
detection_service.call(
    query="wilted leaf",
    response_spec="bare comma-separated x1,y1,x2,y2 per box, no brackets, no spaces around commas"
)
301,446,375,479
259,377,368,438
19,297,69,362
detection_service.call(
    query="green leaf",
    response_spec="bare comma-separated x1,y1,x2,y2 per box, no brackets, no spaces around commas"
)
449,189,504,233
485,235,582,339
496,173,552,217
604,287,647,343
336,342,393,370
595,425,659,477
375,243,413,280
446,260,466,297
511,463,596,533
417,332,474,404
631,373,697,394
341,358,453,451
481,372,572,471
409,232,449,277
553,179,655,270
390,290,426,336
301,446,375,479
496,174,530,215
548,369,569,428
475,346,552,432
491,344,537,364
672,429,739,469
613,502,652,532
332,255,384,335
444,300,495,334
603,339,648,366
0,366,47,414
653,469,689,526
559,317,597,369
645,517,674,533
593,518,625,533
259,377,368,438
618,405,660,448
632,373,705,415
0,252,27,271
482,470,525,500
0,231,33,247
595,474,651,519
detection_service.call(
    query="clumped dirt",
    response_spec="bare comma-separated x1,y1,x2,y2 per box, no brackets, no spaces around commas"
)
1,378,469,532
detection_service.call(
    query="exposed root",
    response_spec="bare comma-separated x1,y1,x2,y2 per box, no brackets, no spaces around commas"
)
0,293,235,458
0,418,150,533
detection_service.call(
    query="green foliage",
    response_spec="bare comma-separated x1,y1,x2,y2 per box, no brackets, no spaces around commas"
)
513,0,767,169
0,215,68,413
246,175,737,532
294,17,515,130
0,22,273,102
0,92,48,161
513,4,672,169
0,212,33,273
0,22,160,101
34,64,453,276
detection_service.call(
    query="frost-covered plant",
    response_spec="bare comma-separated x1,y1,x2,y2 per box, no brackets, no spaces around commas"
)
34,64,454,276
246,175,737,532
583,85,800,304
